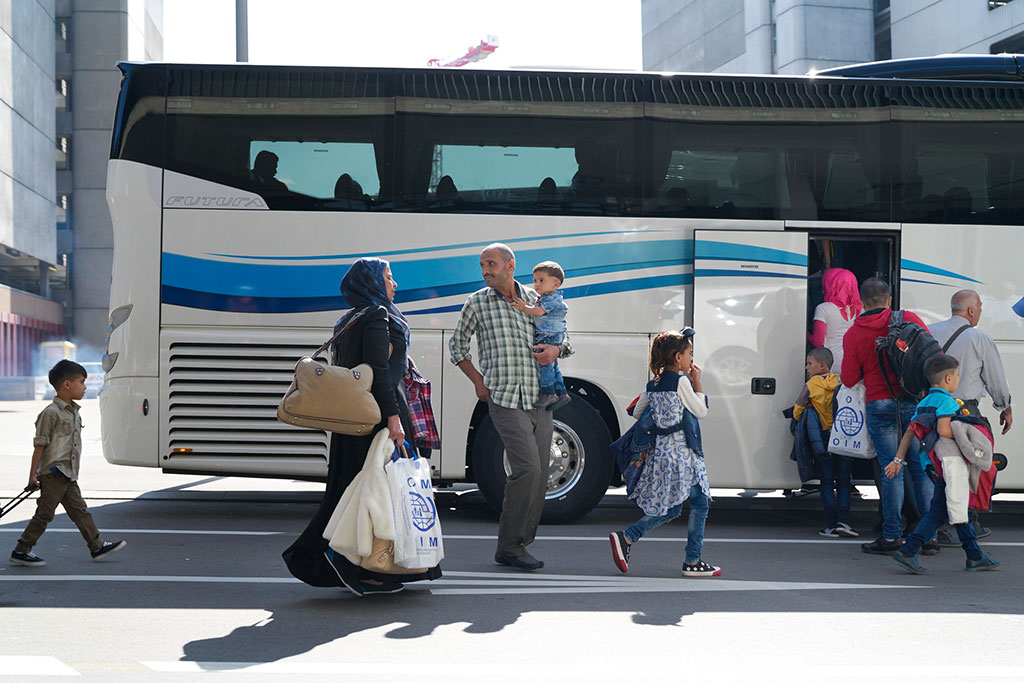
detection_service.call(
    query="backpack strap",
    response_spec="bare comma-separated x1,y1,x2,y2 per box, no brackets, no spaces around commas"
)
941,324,970,354
876,309,902,400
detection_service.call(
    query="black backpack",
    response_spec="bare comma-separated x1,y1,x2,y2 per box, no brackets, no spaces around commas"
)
875,310,943,400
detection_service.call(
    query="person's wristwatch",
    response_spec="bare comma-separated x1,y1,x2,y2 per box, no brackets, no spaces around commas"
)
893,457,904,465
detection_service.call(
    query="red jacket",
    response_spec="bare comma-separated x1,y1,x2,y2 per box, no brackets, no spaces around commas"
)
840,308,929,403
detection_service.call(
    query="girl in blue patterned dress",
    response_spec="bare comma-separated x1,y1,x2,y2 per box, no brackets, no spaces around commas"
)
608,329,721,577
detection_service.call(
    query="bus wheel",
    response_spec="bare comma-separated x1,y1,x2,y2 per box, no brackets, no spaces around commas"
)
471,397,614,524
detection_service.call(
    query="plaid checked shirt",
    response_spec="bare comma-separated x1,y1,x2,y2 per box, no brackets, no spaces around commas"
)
449,281,573,410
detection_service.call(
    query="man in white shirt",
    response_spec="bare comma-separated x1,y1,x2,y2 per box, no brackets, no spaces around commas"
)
928,289,1012,544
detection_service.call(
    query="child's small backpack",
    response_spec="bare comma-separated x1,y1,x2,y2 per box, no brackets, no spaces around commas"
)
875,311,942,399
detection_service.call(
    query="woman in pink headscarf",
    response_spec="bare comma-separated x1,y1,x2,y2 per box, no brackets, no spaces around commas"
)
808,268,861,372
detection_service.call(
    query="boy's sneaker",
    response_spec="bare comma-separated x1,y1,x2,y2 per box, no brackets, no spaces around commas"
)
609,531,631,573
550,393,572,411
834,522,860,538
966,553,1001,572
681,560,721,578
91,540,127,561
892,551,929,575
536,393,558,409
861,537,901,554
818,527,839,538
10,550,46,567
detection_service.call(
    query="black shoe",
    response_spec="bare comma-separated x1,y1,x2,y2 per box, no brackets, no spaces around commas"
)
91,540,126,561
324,549,364,597
861,537,902,555
10,550,46,567
920,540,941,556
361,581,406,595
495,551,544,571
609,531,630,573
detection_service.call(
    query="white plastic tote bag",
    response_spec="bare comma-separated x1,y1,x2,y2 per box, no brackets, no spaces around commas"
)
828,381,877,460
385,449,444,569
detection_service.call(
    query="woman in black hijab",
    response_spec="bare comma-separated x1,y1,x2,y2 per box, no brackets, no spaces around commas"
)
283,257,441,595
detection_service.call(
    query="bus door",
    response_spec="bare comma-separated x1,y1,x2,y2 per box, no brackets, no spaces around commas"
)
692,230,807,489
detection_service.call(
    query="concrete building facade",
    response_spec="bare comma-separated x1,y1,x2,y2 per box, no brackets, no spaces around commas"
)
643,1,1024,75
61,0,162,350
892,0,1024,58
1,0,161,396
642,0,876,75
1,0,65,396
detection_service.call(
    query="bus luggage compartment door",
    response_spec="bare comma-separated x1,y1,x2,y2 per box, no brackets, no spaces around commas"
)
692,230,808,489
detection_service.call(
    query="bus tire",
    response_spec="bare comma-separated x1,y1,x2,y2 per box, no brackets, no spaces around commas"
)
471,397,614,524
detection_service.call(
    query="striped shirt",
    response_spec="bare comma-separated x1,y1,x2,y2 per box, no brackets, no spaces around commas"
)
449,281,572,410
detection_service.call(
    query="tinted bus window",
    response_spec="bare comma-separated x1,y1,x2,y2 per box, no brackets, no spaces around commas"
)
648,118,889,221
395,110,643,215
164,100,394,210
249,141,381,200
897,121,1024,225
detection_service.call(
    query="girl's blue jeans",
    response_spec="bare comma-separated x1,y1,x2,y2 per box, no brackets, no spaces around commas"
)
624,484,709,563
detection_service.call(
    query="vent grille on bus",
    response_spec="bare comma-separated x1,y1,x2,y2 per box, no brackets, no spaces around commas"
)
165,341,329,461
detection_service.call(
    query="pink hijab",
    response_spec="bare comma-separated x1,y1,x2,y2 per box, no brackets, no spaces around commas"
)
822,268,861,321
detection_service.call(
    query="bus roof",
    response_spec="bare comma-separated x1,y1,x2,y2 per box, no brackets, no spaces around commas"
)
816,54,1024,81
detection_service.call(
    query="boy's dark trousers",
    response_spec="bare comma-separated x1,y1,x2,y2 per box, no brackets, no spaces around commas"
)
15,471,101,554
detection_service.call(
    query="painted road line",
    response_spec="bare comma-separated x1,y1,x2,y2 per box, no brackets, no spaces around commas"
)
1,528,1022,546
0,572,926,597
143,662,397,674
0,655,79,677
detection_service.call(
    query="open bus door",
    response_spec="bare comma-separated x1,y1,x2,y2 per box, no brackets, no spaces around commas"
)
692,230,808,490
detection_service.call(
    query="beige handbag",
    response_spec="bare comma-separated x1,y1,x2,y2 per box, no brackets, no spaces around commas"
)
359,536,426,575
358,443,428,575
277,310,382,435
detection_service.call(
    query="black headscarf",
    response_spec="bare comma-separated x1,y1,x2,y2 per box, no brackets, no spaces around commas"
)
335,257,410,346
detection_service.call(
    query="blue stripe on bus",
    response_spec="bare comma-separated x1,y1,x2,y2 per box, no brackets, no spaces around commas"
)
162,241,690,299
163,273,691,314
900,259,982,284
695,240,807,267
204,230,679,261
693,269,806,280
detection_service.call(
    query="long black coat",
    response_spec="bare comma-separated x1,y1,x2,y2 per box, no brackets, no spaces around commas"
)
282,305,440,586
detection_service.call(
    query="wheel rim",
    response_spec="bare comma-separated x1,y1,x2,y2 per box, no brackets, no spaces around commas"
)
502,419,585,500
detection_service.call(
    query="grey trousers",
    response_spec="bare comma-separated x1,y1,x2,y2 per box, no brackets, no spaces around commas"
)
488,402,553,557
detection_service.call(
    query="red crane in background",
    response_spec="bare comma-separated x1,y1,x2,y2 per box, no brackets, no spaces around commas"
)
428,35,499,67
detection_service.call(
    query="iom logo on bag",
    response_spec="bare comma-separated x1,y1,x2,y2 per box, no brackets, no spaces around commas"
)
835,405,864,437
407,491,436,531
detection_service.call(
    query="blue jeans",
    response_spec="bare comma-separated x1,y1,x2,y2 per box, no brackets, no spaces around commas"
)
624,485,709,563
817,449,852,529
866,398,934,540
536,333,565,394
900,477,982,561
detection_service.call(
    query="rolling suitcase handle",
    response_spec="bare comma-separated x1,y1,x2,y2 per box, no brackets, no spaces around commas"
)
0,485,38,519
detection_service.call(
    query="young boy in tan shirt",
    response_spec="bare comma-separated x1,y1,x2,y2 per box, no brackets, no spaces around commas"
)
10,360,126,567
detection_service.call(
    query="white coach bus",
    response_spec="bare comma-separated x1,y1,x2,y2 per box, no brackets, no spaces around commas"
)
101,57,1024,521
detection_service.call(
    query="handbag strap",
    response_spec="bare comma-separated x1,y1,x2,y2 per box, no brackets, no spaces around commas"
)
311,307,371,359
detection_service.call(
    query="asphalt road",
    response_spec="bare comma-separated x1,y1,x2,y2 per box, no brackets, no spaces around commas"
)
2,399,1023,681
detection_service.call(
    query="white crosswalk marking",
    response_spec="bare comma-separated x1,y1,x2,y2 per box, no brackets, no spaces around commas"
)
0,655,79,676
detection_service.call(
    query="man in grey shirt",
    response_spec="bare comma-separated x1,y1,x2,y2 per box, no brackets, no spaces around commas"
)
928,289,1012,543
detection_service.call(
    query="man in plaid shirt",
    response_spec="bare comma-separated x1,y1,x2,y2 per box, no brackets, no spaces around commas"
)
450,243,572,571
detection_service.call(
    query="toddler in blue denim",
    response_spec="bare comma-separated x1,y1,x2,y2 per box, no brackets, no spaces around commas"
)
608,329,722,578
510,261,568,409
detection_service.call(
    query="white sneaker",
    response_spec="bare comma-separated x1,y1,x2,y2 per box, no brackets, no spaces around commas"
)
834,522,860,538
818,527,839,538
